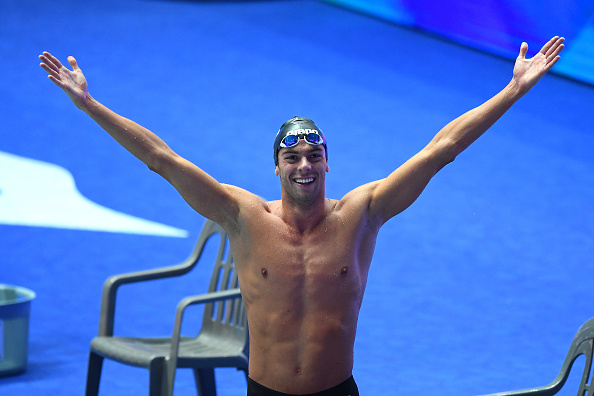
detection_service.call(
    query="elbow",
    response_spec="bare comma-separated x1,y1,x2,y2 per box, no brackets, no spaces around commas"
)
146,151,163,174
437,154,456,172
442,138,460,164
146,148,175,176
442,136,465,158
147,163,161,175
427,138,461,170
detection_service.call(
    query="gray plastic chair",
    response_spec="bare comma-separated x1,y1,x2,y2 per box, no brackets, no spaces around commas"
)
481,318,594,396
85,219,249,396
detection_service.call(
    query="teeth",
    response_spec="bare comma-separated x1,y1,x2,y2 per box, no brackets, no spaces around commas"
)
295,178,314,184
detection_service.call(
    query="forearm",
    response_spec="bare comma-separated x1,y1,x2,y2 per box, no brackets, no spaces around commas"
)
430,78,524,159
79,93,173,171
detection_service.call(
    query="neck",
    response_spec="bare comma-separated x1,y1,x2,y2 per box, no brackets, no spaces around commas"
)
280,193,328,234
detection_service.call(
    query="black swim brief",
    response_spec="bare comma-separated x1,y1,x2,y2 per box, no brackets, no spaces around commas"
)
247,375,359,396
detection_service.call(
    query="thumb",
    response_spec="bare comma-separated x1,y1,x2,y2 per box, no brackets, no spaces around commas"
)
518,42,528,59
68,56,79,70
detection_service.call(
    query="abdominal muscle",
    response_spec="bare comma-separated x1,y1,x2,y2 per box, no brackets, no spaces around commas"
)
244,275,363,394
235,228,370,393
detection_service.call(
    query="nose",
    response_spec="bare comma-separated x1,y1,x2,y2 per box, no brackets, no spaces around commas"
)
298,156,312,172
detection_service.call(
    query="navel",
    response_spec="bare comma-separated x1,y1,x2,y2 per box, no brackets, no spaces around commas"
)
341,266,348,276
261,268,268,279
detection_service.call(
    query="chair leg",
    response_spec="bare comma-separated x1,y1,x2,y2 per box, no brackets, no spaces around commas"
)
149,358,166,396
193,368,216,396
85,351,104,396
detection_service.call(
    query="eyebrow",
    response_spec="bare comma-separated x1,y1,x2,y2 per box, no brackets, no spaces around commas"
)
282,147,323,156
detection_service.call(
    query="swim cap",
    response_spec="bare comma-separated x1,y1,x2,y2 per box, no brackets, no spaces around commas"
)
273,116,327,166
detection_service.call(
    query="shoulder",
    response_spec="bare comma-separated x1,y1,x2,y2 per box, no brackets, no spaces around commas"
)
333,182,383,227
335,181,380,212
214,184,273,232
221,184,273,213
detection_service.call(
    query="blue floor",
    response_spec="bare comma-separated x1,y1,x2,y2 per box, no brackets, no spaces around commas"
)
2,0,594,395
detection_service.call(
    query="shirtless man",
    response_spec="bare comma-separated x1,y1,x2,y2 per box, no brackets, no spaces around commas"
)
39,36,564,395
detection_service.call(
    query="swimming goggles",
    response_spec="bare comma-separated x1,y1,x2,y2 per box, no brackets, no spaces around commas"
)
279,130,324,148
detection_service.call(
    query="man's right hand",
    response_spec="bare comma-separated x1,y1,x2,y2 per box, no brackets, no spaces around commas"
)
39,52,89,109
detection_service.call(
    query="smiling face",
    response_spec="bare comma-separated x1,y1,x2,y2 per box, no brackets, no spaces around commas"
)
275,140,330,207
273,116,327,167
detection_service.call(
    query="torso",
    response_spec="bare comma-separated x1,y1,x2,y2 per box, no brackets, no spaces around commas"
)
227,190,380,394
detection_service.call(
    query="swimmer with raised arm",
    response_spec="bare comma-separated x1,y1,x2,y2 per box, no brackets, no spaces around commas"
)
39,36,564,395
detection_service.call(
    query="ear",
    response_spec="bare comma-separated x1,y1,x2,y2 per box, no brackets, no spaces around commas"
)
275,165,280,176
325,163,330,172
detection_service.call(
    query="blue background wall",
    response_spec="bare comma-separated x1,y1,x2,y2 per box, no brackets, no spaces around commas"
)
325,0,594,85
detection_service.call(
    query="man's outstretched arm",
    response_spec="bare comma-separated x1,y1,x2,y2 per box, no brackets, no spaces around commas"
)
367,36,565,224
39,52,241,228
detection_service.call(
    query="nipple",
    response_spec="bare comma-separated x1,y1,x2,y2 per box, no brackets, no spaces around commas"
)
340,266,348,276
261,268,268,279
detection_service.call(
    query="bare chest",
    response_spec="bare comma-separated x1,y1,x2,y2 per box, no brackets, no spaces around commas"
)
234,216,375,311
261,234,356,292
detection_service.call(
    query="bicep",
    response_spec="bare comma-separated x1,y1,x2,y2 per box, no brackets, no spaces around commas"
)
155,153,241,228
369,147,452,224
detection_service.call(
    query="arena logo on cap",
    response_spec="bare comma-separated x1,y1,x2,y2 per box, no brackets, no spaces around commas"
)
285,128,320,136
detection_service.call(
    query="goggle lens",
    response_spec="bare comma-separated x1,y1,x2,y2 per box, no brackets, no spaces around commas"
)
282,134,299,147
305,132,322,145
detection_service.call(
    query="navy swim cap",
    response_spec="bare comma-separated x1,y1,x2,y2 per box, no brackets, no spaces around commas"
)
273,116,327,166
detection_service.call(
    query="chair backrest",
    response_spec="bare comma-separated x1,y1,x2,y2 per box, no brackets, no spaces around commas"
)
551,318,594,395
195,220,248,351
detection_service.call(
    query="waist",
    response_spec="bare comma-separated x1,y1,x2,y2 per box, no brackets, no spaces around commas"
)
247,375,358,396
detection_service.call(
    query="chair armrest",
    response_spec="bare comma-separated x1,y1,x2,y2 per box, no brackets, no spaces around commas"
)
170,288,243,341
97,220,227,337
164,288,243,395
97,260,201,337
170,288,243,348
177,288,243,311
